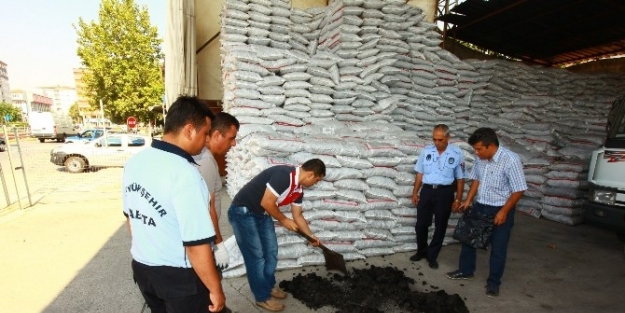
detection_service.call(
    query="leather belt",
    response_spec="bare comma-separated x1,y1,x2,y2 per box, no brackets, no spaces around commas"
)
422,183,453,189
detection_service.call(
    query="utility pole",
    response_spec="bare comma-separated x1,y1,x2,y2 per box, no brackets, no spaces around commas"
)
100,99,107,138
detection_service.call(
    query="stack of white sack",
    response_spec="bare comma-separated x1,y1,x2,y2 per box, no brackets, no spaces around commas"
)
221,122,477,278
541,159,589,226
220,0,479,138
218,0,625,277
463,60,619,225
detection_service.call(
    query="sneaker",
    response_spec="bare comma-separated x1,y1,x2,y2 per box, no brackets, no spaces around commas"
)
446,270,474,280
256,298,285,312
409,253,425,262
428,260,439,269
271,287,287,299
486,285,499,298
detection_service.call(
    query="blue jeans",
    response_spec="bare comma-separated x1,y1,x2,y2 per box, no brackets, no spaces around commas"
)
458,202,515,287
227,205,278,302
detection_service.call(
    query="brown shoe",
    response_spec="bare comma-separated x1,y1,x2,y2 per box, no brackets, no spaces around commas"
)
271,287,287,299
256,298,285,312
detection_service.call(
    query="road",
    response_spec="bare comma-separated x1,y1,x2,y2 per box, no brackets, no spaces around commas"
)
0,138,124,210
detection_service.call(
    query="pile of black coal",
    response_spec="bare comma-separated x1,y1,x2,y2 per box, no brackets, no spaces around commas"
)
280,265,469,313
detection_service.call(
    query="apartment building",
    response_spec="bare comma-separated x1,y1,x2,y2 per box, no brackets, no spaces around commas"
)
36,86,78,114
0,60,11,104
11,90,53,119
72,68,93,117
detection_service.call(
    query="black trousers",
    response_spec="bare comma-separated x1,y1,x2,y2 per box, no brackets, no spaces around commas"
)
414,185,455,262
132,260,210,313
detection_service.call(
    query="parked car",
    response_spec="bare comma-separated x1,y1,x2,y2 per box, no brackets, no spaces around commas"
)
0,138,6,152
29,111,78,143
50,134,151,173
65,129,106,143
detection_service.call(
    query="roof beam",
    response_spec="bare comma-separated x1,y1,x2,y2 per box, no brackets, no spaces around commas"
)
452,0,530,32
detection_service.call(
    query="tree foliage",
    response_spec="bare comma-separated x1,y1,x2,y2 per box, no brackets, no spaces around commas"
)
0,102,23,123
68,102,81,123
75,0,163,124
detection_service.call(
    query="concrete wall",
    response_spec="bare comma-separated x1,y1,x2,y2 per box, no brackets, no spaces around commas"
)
195,0,223,101
408,0,436,22
566,58,625,74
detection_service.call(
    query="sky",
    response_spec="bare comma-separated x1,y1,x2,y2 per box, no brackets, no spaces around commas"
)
0,0,166,90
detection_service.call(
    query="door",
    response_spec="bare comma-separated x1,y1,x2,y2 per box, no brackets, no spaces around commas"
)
89,135,126,167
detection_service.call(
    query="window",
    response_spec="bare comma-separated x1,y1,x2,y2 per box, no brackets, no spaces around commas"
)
105,136,122,147
128,136,145,147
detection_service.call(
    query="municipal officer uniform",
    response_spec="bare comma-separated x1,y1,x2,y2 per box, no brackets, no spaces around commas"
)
414,143,465,264
123,140,216,313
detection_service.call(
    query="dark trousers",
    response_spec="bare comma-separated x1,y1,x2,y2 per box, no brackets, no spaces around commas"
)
458,202,515,287
415,185,455,262
132,260,210,313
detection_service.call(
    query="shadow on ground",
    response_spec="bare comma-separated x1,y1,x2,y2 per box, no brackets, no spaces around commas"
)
42,226,145,313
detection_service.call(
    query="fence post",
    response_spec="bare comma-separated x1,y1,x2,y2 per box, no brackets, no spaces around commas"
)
3,125,22,210
0,126,10,205
13,127,32,206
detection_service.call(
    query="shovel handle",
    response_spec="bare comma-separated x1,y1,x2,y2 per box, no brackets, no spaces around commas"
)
296,230,326,250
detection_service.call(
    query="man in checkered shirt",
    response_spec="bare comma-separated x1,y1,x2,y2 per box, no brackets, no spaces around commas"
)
446,127,527,298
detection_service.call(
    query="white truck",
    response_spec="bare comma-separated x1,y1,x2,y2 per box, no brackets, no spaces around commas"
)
583,96,625,243
28,112,78,143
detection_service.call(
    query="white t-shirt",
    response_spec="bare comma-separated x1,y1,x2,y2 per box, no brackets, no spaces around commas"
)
123,140,215,268
193,147,223,218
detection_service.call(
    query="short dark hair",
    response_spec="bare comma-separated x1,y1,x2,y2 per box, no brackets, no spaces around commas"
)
164,95,215,134
211,112,240,135
302,158,326,177
468,127,499,147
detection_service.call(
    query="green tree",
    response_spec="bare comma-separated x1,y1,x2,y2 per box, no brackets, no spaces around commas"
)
0,102,23,123
68,102,81,123
74,0,163,124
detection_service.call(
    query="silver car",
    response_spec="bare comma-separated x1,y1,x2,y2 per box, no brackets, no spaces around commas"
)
50,134,151,173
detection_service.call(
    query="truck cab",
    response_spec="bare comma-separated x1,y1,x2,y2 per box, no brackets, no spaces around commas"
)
583,96,625,242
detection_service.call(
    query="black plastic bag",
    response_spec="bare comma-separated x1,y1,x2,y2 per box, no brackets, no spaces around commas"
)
452,208,495,250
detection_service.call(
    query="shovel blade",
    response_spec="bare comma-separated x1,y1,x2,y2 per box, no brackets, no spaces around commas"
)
322,248,348,274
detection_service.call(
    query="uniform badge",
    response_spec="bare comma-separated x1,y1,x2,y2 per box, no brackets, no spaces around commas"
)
448,157,455,164
426,154,431,161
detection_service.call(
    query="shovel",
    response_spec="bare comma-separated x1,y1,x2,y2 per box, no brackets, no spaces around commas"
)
297,230,348,274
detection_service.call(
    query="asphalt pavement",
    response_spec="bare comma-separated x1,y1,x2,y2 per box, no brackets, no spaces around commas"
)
1,179,624,313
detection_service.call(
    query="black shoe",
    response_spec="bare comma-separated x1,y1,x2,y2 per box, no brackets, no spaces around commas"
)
486,285,499,298
446,270,474,280
409,253,425,262
428,260,439,269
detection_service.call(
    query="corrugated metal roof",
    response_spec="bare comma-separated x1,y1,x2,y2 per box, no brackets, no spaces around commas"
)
437,0,625,66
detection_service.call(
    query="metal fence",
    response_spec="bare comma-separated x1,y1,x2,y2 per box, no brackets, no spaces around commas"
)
0,126,125,211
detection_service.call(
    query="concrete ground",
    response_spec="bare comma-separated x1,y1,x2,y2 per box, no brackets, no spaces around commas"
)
1,181,624,313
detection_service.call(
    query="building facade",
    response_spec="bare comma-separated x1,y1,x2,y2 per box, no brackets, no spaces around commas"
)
37,86,78,114
0,60,11,104
11,90,53,119
72,68,94,118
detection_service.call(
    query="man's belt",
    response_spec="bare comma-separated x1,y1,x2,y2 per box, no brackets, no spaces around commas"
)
422,183,454,189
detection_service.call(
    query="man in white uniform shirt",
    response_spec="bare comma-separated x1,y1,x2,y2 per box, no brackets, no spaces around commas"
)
194,112,239,271
123,95,226,313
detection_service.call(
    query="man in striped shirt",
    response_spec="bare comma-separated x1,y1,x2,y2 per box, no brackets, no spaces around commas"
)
446,127,527,298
